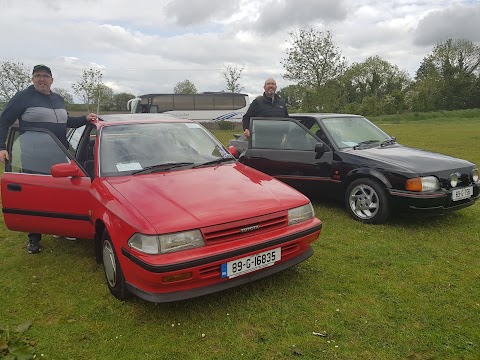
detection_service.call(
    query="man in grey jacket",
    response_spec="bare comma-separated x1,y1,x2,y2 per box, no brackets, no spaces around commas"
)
0,64,97,253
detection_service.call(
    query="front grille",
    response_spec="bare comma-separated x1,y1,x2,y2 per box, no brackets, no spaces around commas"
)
201,211,288,244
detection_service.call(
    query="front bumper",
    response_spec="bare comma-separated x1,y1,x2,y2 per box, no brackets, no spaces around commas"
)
389,183,479,214
120,222,322,302
126,247,313,303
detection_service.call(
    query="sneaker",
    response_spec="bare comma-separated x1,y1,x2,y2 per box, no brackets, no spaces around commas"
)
53,235,76,240
27,241,41,254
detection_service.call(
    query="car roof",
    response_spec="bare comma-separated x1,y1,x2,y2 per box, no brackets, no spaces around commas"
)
97,113,194,124
290,113,363,119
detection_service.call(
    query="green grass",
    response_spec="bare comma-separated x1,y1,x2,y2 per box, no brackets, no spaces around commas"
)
1,112,480,359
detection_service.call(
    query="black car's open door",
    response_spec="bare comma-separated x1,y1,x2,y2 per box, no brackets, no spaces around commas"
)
241,117,335,193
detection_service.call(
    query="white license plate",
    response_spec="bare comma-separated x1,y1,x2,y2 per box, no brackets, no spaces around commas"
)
452,186,473,201
221,248,281,279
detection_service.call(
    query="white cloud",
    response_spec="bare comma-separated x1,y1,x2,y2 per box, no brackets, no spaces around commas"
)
1,0,478,101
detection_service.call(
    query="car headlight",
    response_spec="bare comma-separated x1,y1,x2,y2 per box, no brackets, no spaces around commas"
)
449,173,459,188
128,230,205,254
405,176,440,192
472,168,479,183
288,203,315,225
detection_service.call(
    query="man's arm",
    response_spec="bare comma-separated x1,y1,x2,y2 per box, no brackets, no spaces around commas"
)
0,93,26,162
242,100,258,137
66,113,97,128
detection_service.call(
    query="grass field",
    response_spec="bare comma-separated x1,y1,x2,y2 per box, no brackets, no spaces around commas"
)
1,111,479,359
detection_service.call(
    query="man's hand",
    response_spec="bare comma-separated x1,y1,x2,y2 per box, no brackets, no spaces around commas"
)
244,129,250,137
0,149,10,164
86,113,98,122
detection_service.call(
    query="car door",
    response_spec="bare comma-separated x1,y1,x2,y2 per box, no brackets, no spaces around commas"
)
241,117,335,191
1,127,94,239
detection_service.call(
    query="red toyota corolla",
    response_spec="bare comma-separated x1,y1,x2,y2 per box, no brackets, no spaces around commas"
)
1,114,322,302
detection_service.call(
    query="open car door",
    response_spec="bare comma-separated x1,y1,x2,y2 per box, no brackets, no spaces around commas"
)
1,127,94,239
241,117,334,189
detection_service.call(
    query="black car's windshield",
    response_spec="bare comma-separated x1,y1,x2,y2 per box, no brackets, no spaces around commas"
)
322,116,390,149
99,122,231,177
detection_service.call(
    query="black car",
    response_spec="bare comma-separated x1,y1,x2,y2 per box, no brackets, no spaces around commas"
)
228,114,480,224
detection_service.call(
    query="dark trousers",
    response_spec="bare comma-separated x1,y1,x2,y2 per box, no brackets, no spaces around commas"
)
28,233,42,243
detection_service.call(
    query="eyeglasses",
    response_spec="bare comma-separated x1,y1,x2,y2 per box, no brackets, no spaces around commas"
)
33,74,52,79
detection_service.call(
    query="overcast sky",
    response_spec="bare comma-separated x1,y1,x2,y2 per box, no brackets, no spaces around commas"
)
1,0,479,103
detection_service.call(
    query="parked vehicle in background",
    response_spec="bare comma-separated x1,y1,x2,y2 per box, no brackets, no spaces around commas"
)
1,113,322,302
127,92,249,122
228,113,479,224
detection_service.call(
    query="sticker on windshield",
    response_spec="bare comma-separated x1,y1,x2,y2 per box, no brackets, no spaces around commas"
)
116,162,143,171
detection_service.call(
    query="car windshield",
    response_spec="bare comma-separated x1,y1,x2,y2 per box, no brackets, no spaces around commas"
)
321,116,391,149
99,122,234,176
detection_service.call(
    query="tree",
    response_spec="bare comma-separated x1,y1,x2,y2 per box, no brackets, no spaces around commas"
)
339,56,411,114
53,88,74,104
174,80,197,94
72,68,104,111
281,29,346,92
95,84,114,112
112,92,136,111
276,84,306,111
412,39,480,111
0,60,31,103
222,65,244,92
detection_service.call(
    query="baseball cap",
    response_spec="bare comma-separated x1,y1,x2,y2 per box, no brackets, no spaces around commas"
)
32,64,52,75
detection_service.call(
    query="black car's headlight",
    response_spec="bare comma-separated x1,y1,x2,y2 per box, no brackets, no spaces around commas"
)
128,230,205,254
288,203,315,225
405,176,440,192
449,173,459,188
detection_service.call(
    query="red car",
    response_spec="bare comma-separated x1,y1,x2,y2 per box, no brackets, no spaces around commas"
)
1,114,322,302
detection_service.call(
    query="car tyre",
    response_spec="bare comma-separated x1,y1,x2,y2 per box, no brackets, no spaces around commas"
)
102,229,131,300
345,178,390,224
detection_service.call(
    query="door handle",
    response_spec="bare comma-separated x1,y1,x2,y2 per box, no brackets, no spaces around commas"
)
7,184,22,192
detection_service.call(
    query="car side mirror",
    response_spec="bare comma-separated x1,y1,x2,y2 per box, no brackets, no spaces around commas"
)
315,142,326,153
314,142,328,159
51,163,82,178
228,145,239,158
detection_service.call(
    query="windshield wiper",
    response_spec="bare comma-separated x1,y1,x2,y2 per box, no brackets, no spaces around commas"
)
192,157,236,168
353,140,380,150
380,138,397,147
132,162,194,175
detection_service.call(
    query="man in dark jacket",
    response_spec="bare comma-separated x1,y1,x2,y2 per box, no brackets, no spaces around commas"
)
0,64,97,254
242,77,289,137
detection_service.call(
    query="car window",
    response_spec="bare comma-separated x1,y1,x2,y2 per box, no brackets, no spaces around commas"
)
67,125,86,156
251,119,316,151
99,122,231,176
322,117,390,149
9,129,70,175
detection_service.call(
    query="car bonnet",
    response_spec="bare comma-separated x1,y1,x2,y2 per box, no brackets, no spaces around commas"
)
347,144,475,177
104,163,309,234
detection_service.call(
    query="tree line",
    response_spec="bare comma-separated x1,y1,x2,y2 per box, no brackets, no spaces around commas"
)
1,28,479,116
277,30,480,116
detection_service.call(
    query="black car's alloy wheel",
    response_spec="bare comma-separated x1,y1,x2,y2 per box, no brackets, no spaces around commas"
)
345,178,390,224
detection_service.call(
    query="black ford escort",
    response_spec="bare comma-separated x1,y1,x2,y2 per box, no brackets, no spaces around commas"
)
228,113,479,224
